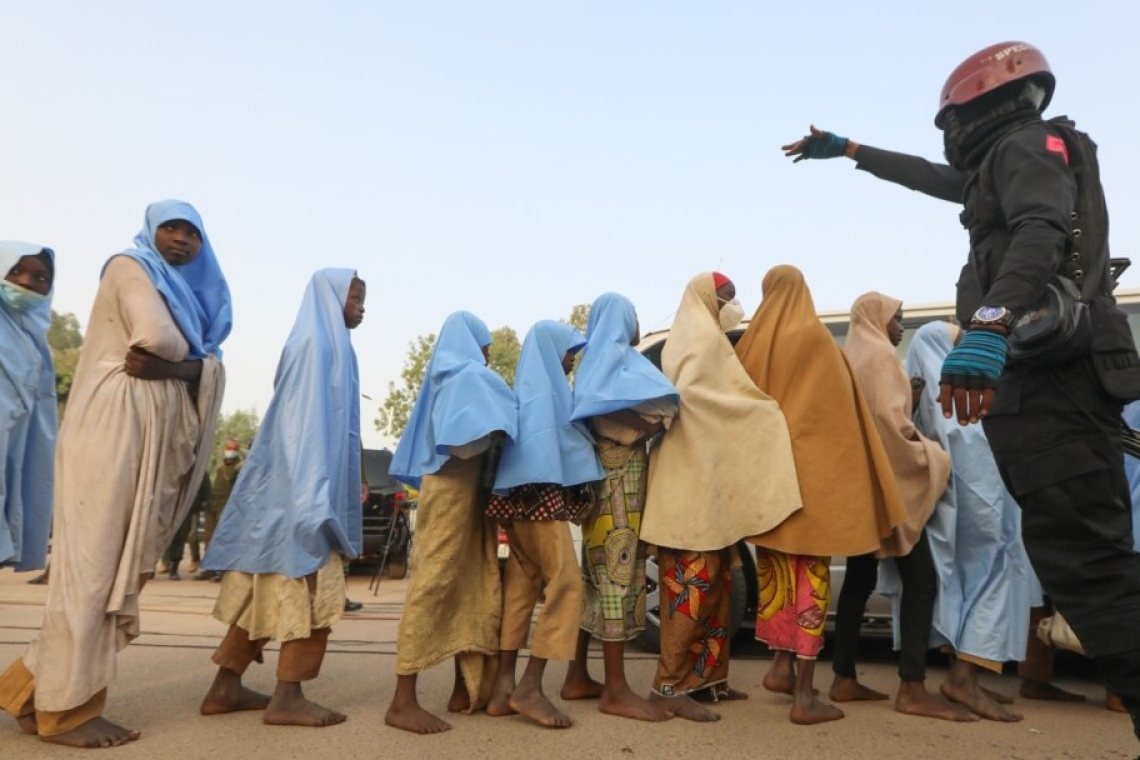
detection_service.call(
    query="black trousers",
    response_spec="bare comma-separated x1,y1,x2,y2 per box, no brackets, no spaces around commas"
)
832,530,938,683
984,358,1140,706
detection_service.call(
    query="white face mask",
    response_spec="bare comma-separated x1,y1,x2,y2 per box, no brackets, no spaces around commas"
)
718,298,745,331
0,280,48,312
223,450,240,461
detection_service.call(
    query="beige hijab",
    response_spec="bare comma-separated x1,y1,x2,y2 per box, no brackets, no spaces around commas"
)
641,272,802,552
735,266,909,557
844,291,951,558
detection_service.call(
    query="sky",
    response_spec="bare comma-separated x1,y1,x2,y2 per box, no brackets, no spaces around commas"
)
3,1,1138,449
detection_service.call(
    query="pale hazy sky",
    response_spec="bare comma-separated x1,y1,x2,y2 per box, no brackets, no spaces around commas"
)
3,1,1137,448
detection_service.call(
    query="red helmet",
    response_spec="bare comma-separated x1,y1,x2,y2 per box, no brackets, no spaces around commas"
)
935,42,1054,127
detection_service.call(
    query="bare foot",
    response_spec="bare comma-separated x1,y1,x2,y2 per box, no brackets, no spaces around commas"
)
692,686,749,703
16,714,36,735
830,676,889,702
263,684,346,727
1106,691,1128,713
486,673,517,717
40,717,140,748
941,680,1022,722
1019,680,1087,702
200,670,272,715
509,682,573,728
385,700,452,734
447,679,471,714
599,686,674,722
561,674,604,701
648,693,719,722
763,654,796,695
981,686,1014,705
790,698,845,725
896,684,980,722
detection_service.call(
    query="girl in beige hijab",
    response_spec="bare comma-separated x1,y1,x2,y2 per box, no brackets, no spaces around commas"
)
735,265,909,725
836,291,970,722
641,272,801,721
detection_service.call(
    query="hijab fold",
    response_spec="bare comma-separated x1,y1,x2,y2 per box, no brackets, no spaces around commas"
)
112,200,232,358
735,266,909,557
493,321,602,493
390,312,518,489
0,243,57,570
844,291,950,557
641,273,802,551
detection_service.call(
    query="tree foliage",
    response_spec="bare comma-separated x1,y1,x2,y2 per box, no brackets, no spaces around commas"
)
564,303,590,333
48,310,84,416
487,326,520,386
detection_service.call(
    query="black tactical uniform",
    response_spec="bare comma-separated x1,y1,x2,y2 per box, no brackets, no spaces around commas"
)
854,121,1140,707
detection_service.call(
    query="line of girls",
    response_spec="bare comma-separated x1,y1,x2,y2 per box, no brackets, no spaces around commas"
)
0,201,1120,746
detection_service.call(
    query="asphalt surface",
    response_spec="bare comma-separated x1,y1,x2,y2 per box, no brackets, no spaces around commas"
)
0,566,1135,760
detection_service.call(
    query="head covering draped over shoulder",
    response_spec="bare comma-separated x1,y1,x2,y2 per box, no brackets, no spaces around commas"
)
0,242,58,570
640,273,801,551
390,311,518,489
493,321,602,493
570,292,678,421
902,321,1033,663
112,200,232,357
202,269,361,578
844,291,950,558
735,266,908,557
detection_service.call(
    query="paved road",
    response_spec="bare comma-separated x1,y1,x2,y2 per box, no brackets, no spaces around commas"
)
0,568,1135,760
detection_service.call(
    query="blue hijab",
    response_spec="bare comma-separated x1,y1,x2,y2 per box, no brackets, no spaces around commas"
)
203,269,361,578
0,242,57,570
390,311,518,489
571,292,678,421
493,321,602,493
1124,402,1140,551
112,200,232,357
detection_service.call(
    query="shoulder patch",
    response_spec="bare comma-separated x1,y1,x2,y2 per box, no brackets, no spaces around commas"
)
1045,135,1070,164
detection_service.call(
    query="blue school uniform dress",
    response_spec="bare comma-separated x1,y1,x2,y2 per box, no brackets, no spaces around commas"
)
0,242,57,571
203,269,361,578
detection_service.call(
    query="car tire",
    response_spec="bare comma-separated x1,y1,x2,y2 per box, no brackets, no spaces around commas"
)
638,550,750,654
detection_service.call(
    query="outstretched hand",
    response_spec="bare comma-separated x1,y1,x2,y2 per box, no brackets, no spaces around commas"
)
781,124,850,162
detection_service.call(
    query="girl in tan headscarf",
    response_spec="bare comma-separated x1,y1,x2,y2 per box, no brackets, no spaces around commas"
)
640,272,802,721
735,265,908,725
836,291,969,722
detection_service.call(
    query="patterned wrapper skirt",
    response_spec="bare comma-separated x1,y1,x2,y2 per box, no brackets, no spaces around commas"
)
755,550,830,658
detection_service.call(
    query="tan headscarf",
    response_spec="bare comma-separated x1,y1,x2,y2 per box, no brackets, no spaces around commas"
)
641,272,802,552
844,291,951,558
734,266,909,557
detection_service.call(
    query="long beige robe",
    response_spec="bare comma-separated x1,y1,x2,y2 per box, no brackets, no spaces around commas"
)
23,256,224,711
641,273,802,551
844,291,950,558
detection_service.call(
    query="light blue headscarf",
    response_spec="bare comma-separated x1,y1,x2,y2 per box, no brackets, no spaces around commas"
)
389,311,518,489
1123,401,1140,551
111,200,232,357
570,292,678,421
880,321,1033,662
493,321,602,494
203,269,361,578
0,242,57,570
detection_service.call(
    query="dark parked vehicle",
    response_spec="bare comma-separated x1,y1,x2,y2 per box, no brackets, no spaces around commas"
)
359,448,412,579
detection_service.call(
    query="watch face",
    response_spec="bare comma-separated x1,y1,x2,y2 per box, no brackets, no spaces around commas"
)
975,306,1007,322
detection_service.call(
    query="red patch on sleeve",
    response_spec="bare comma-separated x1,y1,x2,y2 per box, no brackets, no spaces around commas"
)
1045,135,1070,164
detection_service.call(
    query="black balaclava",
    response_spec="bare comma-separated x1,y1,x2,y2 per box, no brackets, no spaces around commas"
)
941,78,1046,171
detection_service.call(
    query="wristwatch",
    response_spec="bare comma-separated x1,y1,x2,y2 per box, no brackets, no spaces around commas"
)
971,305,1015,328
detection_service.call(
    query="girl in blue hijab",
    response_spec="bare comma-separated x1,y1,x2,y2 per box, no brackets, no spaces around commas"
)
0,242,57,572
2,201,230,748
484,320,603,727
200,269,364,729
562,292,679,724
386,311,517,735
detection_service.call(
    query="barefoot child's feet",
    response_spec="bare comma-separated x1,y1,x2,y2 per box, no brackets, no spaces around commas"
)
40,717,140,748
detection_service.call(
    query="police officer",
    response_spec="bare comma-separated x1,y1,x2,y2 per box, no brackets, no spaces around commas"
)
782,41,1140,749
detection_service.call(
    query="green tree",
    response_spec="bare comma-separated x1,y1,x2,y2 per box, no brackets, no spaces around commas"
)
48,310,83,417
564,303,590,333
487,326,520,386
213,408,261,470
375,333,436,440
